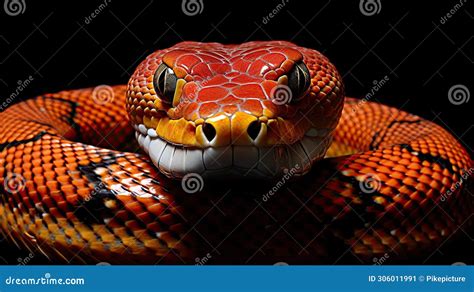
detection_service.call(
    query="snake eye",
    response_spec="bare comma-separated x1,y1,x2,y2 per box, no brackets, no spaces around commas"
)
154,63,177,104
287,62,311,103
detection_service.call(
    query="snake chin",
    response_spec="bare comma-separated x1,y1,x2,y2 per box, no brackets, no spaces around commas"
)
134,123,333,180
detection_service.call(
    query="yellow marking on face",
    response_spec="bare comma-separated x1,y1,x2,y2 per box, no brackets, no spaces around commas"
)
231,112,257,145
143,116,159,130
205,114,231,146
172,79,186,107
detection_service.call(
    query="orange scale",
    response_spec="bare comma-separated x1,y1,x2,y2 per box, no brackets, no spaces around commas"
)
146,221,162,233
280,59,295,72
231,74,261,83
203,75,229,86
53,160,65,167
242,49,269,61
44,171,56,180
77,188,92,198
65,192,78,203
176,54,201,71
248,59,271,75
198,102,220,118
232,84,265,99
263,71,278,80
261,80,277,97
272,47,302,61
190,63,212,78
157,213,175,226
162,49,190,66
209,63,231,74
136,212,153,224
275,68,285,76
223,83,239,88
223,105,238,115
57,175,70,184
198,54,222,64
226,71,240,77
261,52,287,68
180,102,199,120
197,87,228,102
124,220,142,231
429,180,443,190
232,59,251,72
220,95,243,105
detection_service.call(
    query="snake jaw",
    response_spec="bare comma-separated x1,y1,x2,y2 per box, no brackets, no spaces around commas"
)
133,119,334,179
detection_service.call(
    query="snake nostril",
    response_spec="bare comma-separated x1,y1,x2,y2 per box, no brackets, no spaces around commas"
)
247,121,262,141
202,123,217,142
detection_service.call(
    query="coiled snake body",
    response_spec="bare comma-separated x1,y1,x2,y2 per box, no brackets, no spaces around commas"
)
0,41,472,264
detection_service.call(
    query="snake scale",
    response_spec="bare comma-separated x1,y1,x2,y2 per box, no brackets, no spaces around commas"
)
0,41,472,264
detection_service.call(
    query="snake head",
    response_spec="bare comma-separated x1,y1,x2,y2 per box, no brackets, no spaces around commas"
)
126,41,344,179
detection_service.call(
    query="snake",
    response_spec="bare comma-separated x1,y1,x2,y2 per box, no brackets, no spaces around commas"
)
0,41,472,264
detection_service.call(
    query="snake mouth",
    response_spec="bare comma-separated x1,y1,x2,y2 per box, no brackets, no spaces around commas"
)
134,123,333,179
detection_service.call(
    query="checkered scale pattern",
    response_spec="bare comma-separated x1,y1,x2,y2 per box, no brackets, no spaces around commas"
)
0,43,472,264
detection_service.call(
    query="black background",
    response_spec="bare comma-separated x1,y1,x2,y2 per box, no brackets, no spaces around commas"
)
0,0,472,264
